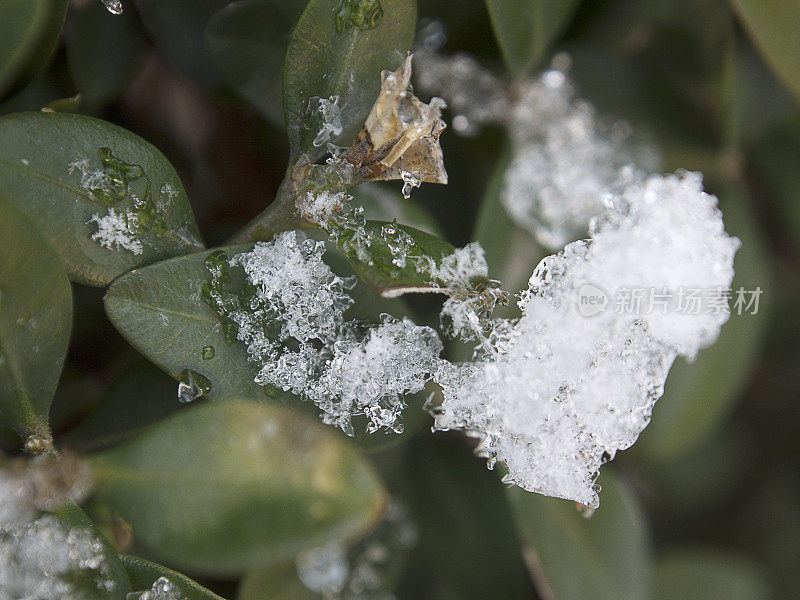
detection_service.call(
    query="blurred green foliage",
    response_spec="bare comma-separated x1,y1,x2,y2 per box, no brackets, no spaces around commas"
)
1,0,799,598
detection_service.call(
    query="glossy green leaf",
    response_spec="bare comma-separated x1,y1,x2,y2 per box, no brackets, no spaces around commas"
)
339,220,460,297
205,0,307,127
134,0,224,89
396,434,534,599
54,502,132,600
120,554,226,600
66,0,146,108
0,197,72,438
485,0,580,78
104,245,263,402
0,112,204,286
654,548,770,600
639,186,771,460
283,0,417,160
507,472,652,600
0,0,68,98
238,563,317,600
730,0,800,102
89,400,387,575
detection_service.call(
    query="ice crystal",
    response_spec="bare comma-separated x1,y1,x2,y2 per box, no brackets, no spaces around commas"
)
432,172,739,508
126,577,183,600
88,208,144,255
0,514,115,600
100,0,124,14
205,232,442,435
313,96,344,147
297,501,416,600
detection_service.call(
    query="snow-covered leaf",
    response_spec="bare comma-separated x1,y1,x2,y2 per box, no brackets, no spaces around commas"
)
0,112,204,286
120,554,226,600
730,0,800,102
89,400,387,575
0,197,71,440
104,245,264,402
507,472,652,600
0,0,68,98
282,0,416,161
485,0,580,78
205,0,306,127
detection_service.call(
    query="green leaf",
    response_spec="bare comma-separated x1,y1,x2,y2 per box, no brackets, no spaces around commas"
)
120,554,227,600
350,183,443,236
205,0,307,127
283,0,417,161
507,472,652,600
103,245,266,402
66,0,146,108
134,0,224,89
54,502,132,600
730,0,800,103
638,186,771,460
0,0,69,98
654,548,770,600
89,400,387,575
0,196,72,438
0,112,204,286
238,563,317,600
338,220,459,297
485,0,580,78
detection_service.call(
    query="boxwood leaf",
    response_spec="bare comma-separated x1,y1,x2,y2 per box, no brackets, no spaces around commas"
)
507,472,652,600
89,400,388,575
730,0,800,102
238,563,317,600
0,112,204,286
54,502,132,600
0,196,72,439
485,0,580,78
338,220,461,297
120,554,226,600
283,0,417,161
104,245,270,403
0,0,68,98
205,0,307,127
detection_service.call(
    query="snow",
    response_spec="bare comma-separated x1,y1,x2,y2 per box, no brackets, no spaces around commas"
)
432,172,739,508
88,208,144,255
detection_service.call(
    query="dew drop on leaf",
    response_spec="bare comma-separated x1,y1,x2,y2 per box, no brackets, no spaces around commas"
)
202,346,215,360
335,0,383,33
100,0,124,15
177,369,212,403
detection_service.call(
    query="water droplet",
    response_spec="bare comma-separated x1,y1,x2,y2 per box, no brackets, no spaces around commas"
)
177,369,212,403
100,0,124,15
202,346,215,360
25,434,48,455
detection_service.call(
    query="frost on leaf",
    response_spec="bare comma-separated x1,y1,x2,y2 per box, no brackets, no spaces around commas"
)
343,54,448,192
0,466,114,600
88,208,144,255
313,96,344,147
202,232,443,435
432,172,739,508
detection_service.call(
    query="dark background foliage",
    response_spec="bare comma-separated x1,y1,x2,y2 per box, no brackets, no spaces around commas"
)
1,0,799,598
